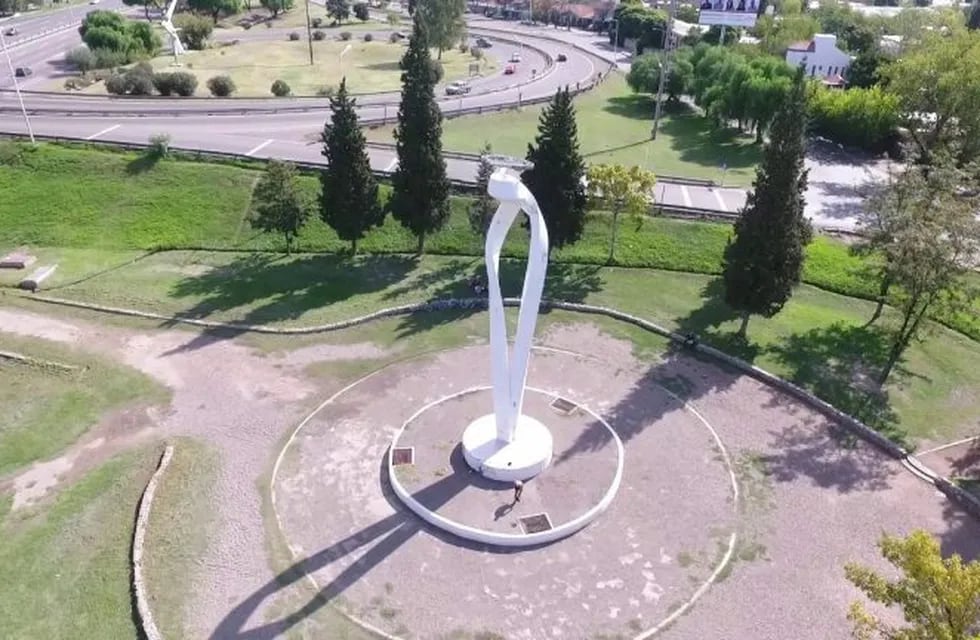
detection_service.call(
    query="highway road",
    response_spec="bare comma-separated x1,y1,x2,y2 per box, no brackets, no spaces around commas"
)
1,5,814,221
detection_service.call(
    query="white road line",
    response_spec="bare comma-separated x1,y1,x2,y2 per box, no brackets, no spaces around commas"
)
712,189,727,212
245,138,274,157
85,124,120,140
681,185,692,208
385,157,398,171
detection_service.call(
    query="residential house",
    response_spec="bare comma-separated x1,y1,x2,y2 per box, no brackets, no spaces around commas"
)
785,33,853,87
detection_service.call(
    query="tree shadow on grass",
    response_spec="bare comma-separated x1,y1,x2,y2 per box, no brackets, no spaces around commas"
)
392,260,605,339
673,278,762,364
161,252,417,353
125,153,162,175
658,113,760,172
764,322,906,446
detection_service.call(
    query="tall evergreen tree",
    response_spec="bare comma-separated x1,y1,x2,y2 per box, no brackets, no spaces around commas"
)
388,13,450,254
468,143,495,238
521,87,587,251
722,65,812,337
320,78,383,254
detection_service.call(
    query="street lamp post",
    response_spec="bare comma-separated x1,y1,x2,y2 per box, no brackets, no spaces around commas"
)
611,18,619,62
305,0,315,65
651,0,678,140
0,30,34,144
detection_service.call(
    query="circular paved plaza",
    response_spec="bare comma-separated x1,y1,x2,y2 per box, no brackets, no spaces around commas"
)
274,343,738,639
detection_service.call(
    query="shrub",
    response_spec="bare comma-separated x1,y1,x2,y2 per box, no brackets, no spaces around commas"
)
809,84,899,154
353,1,368,20
105,73,129,95
428,59,444,83
148,133,171,158
173,13,213,51
312,16,323,27
389,31,400,43
271,79,291,96
470,45,483,59
289,31,300,40
65,46,97,73
363,32,373,42
207,74,236,96
125,64,155,95
91,47,129,69
313,29,326,40
459,41,468,53
170,71,198,96
340,31,352,40
316,85,336,97
152,71,176,95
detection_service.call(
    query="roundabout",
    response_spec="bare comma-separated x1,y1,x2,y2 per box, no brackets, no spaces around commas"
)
272,344,739,639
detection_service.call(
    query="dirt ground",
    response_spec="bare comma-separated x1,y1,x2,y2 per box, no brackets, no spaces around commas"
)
1,309,977,640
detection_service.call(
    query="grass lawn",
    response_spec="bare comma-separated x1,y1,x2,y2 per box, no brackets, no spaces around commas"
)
0,447,159,640
0,332,167,476
81,39,492,97
364,73,762,186
144,438,218,639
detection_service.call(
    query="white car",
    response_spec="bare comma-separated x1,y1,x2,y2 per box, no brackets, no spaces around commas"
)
510,52,521,63
445,80,471,95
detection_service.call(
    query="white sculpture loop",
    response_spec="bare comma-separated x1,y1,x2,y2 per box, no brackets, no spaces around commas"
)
461,167,554,482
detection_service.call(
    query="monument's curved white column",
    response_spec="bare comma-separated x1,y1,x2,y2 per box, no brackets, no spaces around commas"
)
462,167,553,482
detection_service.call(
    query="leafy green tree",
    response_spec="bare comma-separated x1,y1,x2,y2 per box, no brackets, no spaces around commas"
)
353,1,369,21
521,87,587,251
845,530,980,639
387,10,400,27
320,79,384,254
626,52,662,94
585,164,656,263
468,143,495,238
326,0,350,23
251,160,310,253
188,0,241,24
389,13,450,254
847,48,888,88
722,66,812,338
611,2,668,51
869,160,979,385
260,0,293,17
416,0,465,58
969,2,980,30
883,30,980,163
65,46,97,74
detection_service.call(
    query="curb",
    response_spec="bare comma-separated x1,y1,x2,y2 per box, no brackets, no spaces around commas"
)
21,291,980,524
0,349,81,371
132,444,175,640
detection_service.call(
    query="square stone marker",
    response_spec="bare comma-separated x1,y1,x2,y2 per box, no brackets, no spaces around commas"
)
519,513,553,534
0,251,36,270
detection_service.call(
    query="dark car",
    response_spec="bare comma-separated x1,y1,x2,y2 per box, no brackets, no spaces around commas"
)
14,67,32,78
4,27,18,36
556,53,567,62
476,37,492,48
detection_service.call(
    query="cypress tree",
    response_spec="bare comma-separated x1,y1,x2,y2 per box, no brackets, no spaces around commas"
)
521,87,587,251
722,65,812,338
388,12,450,255
319,78,384,254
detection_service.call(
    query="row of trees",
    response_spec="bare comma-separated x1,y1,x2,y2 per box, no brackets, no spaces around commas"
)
78,10,161,66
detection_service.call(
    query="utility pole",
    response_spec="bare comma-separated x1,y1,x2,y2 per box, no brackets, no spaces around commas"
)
612,18,619,63
0,30,34,144
651,0,677,140
305,0,315,65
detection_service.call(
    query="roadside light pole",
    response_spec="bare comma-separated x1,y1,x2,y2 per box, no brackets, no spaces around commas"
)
611,18,619,63
305,0,314,65
0,30,34,144
651,0,677,140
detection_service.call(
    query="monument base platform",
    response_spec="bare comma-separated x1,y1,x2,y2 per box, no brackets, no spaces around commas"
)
461,413,553,482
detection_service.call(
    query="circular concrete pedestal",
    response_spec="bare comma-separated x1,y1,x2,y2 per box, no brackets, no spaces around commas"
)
461,413,553,482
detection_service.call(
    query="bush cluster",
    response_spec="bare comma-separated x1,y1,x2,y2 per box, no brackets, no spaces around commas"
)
271,79,291,96
153,71,199,97
808,84,900,154
363,32,373,42
313,29,326,41
79,11,160,64
173,13,213,51
289,31,300,41
340,31,352,41
207,74,237,97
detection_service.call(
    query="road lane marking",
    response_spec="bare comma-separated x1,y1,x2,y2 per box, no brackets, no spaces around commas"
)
85,124,120,140
245,138,274,156
712,189,727,211
681,185,692,208
385,157,398,171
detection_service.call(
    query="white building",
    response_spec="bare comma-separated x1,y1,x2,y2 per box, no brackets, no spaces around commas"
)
785,33,853,87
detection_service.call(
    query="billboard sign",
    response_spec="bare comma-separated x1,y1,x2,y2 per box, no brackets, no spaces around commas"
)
698,0,760,26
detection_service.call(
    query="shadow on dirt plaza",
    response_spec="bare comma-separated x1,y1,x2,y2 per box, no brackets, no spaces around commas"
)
393,259,605,339
673,278,762,363
162,252,417,352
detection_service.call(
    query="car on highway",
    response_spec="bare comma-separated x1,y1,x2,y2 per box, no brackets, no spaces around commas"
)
14,67,32,77
445,80,471,96
476,37,492,48
510,52,521,63
503,64,515,75
3,27,17,36
556,53,567,62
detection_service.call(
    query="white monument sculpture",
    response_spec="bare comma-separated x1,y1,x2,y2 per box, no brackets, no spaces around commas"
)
161,0,186,65
461,161,553,483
